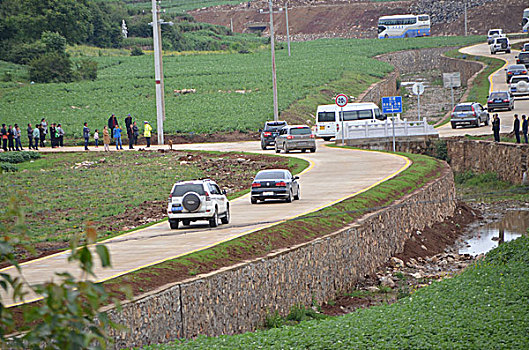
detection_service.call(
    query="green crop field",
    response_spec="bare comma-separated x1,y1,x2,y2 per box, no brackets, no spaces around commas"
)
0,36,482,138
147,235,529,349
99,0,251,13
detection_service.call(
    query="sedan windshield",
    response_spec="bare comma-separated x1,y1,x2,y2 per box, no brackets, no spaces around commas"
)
255,171,286,180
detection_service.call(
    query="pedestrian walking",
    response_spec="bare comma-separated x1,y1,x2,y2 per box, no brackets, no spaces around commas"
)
33,124,40,150
27,123,34,150
49,123,57,148
14,124,22,151
40,118,47,147
113,124,123,150
7,125,14,151
522,115,528,144
83,122,90,151
513,114,521,144
103,126,110,152
492,114,501,142
143,121,152,147
94,129,99,148
108,114,118,140
1,124,8,152
132,121,139,146
56,124,65,147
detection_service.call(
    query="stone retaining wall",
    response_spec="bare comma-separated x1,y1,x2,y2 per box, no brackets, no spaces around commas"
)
106,162,456,349
359,72,398,104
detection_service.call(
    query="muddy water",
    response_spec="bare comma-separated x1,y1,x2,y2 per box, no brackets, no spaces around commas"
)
459,209,529,256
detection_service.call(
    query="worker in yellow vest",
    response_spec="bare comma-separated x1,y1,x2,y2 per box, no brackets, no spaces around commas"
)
143,121,152,147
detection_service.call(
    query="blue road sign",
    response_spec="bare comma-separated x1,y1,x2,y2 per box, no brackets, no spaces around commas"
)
381,96,403,114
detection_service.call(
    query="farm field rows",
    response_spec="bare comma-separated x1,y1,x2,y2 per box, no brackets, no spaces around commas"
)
0,36,482,138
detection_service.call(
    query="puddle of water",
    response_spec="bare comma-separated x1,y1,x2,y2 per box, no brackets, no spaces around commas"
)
459,209,529,256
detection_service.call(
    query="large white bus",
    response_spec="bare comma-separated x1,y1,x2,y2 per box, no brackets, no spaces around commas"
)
523,8,529,32
378,14,431,39
315,102,385,141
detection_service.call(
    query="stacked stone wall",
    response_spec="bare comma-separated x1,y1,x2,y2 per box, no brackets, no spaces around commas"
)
359,72,398,104
106,163,456,349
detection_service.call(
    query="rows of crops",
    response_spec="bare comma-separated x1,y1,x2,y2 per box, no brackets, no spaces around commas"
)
99,0,250,13
0,36,482,137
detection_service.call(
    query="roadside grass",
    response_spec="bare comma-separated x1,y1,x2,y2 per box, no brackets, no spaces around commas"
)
455,171,529,202
146,235,529,349
102,152,443,298
0,151,306,245
444,48,505,105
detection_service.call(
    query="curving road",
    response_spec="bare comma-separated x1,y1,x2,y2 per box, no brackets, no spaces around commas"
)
1,141,409,306
438,39,527,137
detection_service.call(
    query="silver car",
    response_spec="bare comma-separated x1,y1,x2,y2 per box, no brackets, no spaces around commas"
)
450,102,489,129
275,125,316,153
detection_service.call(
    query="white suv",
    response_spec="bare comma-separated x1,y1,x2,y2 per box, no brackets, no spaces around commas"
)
487,29,503,44
509,75,529,96
167,179,230,229
490,37,511,54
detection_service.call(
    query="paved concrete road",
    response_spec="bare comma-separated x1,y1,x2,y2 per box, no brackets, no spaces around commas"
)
1,141,409,306
438,40,527,138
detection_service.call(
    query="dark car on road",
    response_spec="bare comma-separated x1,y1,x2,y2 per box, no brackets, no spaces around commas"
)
516,52,529,68
487,91,514,112
260,121,287,150
505,64,528,83
450,102,489,129
250,169,300,204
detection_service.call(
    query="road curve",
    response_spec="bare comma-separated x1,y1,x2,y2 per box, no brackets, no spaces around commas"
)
1,141,409,306
438,39,527,137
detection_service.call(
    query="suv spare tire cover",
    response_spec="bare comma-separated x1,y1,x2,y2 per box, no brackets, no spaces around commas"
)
501,42,507,49
182,192,201,212
517,80,529,92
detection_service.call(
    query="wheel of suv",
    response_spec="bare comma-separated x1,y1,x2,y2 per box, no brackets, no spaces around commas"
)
451,122,456,129
221,205,230,224
182,192,201,212
475,119,481,127
209,208,219,227
250,197,257,204
485,115,490,125
310,148,316,153
169,219,179,230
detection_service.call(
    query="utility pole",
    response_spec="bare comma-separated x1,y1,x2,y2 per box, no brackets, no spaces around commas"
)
150,0,173,145
285,2,291,56
464,1,468,36
268,0,279,121
230,18,233,32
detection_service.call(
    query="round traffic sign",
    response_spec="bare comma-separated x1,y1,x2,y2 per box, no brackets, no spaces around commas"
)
335,94,348,107
412,82,425,96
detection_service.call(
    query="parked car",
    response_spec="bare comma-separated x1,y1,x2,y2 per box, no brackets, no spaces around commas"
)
505,64,528,83
450,102,489,129
275,125,316,153
250,169,300,204
260,120,287,150
489,37,511,54
167,179,230,229
522,43,529,52
487,91,514,112
487,29,504,44
509,75,529,97
516,52,529,68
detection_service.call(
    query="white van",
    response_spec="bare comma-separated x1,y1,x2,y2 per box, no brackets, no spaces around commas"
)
315,102,385,141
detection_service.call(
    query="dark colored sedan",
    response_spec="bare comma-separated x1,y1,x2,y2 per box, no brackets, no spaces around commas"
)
250,169,300,204
487,91,514,112
260,121,287,150
505,64,528,83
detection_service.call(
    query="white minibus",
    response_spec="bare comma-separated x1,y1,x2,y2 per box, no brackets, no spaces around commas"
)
315,102,385,141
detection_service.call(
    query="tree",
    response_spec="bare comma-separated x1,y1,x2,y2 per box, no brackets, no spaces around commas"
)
29,52,73,83
41,31,67,54
77,59,98,81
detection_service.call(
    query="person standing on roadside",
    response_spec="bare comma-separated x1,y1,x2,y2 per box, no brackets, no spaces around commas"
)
522,115,528,144
33,124,40,150
513,114,521,144
94,129,99,148
49,123,57,148
40,118,47,147
103,125,110,152
56,124,65,147
113,124,123,150
492,114,501,142
125,113,132,141
83,122,90,151
1,124,8,151
132,121,139,147
27,123,34,150
143,121,152,147
108,114,118,140
7,125,14,151
14,124,22,151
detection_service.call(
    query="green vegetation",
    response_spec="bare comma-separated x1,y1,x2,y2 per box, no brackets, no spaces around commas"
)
444,49,505,105
146,235,529,349
0,151,305,245
105,0,251,14
0,36,482,139
455,171,529,202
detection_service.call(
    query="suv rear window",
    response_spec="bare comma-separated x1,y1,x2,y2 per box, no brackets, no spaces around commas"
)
454,105,472,112
317,112,335,122
290,127,311,135
172,184,205,196
489,30,500,36
264,122,287,131
496,38,508,44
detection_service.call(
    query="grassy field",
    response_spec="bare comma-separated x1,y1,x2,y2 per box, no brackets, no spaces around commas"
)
0,151,307,246
0,36,482,139
146,234,529,349
100,0,251,13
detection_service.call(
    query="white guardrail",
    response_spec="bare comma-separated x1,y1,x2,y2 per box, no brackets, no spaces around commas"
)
338,118,438,141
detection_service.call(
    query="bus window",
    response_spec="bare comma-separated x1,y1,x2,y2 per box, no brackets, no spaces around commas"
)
340,110,373,121
418,15,429,22
374,108,385,121
317,112,336,122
